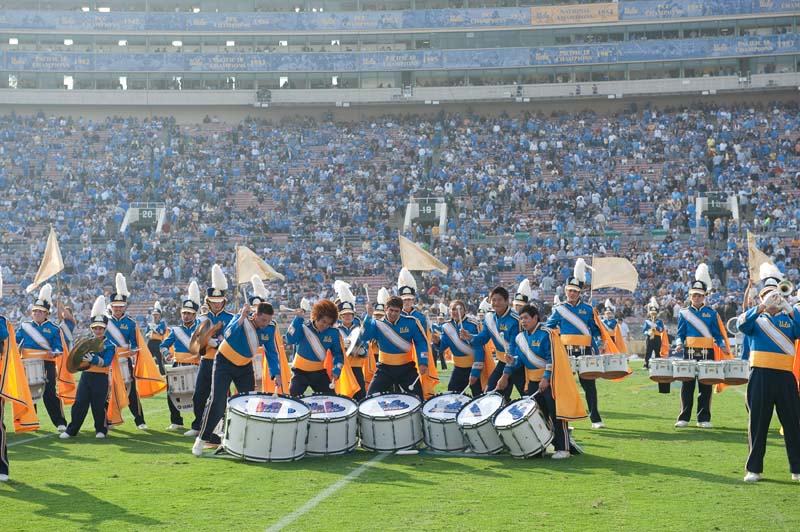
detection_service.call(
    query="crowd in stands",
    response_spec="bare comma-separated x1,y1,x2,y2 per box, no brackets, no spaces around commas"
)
0,101,799,334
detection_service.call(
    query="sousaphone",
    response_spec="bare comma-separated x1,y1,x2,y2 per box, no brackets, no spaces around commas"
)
67,336,107,373
189,319,223,357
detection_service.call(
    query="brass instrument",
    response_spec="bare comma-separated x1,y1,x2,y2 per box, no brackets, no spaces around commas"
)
189,319,223,357
778,280,795,298
649,323,656,340
66,336,106,373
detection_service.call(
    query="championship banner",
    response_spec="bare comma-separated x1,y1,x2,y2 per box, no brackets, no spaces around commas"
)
531,3,618,26
591,257,639,292
25,226,65,293
236,245,285,284
399,235,448,273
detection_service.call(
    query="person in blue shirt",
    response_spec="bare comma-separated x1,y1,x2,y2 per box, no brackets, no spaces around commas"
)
432,300,482,397
642,302,665,370
145,302,168,375
738,271,800,483
287,299,345,397
60,296,116,440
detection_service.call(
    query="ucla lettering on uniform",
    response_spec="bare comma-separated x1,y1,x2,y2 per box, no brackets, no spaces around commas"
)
323,336,332,343
400,327,409,333
779,320,790,328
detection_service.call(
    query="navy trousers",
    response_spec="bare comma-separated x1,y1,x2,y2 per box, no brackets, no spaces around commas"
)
746,367,800,474
191,358,214,431
199,355,255,443
448,365,482,397
366,362,422,399
66,372,109,436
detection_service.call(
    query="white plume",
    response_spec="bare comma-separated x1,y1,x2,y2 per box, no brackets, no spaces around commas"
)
695,263,712,288
377,287,390,305
334,280,355,305
759,262,783,281
153,301,163,313
516,279,532,299
251,275,267,300
300,297,312,312
553,294,561,306
188,281,201,307
91,295,106,319
573,258,588,284
38,284,53,306
604,298,614,311
438,303,448,315
115,272,130,297
479,297,491,312
649,296,659,309
211,264,228,291
397,267,417,291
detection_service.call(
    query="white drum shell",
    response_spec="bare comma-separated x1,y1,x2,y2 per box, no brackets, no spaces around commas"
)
167,364,199,412
252,354,264,389
301,395,359,456
494,398,554,459
456,393,505,455
698,361,725,385
649,358,675,383
358,393,423,452
22,358,46,403
601,354,629,379
577,356,604,380
672,360,698,382
223,393,309,462
421,393,471,452
723,359,750,385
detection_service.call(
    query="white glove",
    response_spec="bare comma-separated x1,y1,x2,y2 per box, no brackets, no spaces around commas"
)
763,291,782,310
207,338,220,348
343,338,351,349
82,353,93,363
781,299,794,314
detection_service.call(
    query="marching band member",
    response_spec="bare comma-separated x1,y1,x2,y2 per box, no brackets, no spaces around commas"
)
430,303,449,371
462,286,523,400
287,299,346,397
433,300,485,396
145,302,167,375
674,264,730,429
185,265,233,438
398,267,430,338
546,259,614,429
477,297,491,322
642,298,666,370
505,304,587,459
601,300,627,353
335,281,367,401
16,284,68,432
738,264,800,483
57,303,76,351
160,282,201,433
362,295,428,399
192,279,282,456
60,296,115,440
512,279,532,314
363,287,389,389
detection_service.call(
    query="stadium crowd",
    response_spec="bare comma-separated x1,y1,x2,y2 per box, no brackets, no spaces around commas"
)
0,101,798,330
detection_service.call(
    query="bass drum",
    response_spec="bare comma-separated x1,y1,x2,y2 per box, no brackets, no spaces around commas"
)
421,393,471,452
358,393,422,452
300,394,359,456
456,393,505,455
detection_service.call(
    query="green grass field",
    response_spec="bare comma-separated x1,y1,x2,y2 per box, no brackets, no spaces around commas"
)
2,361,798,532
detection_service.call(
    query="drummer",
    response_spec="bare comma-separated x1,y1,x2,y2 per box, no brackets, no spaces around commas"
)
504,304,586,459
737,267,800,483
192,294,283,456
674,264,729,429
145,302,167,375
600,301,627,353
362,296,429,399
334,281,367,401
16,284,68,432
432,300,483,397
286,299,346,397
160,282,201,433
60,296,116,440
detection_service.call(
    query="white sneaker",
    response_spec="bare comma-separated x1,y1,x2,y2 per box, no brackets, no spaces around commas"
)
95,432,106,439
552,450,571,460
57,425,67,433
591,422,606,429
792,473,800,481
191,437,205,457
137,424,149,430
0,474,8,482
674,420,689,428
697,421,713,429
183,429,199,438
59,432,71,439
165,424,185,432
743,472,762,483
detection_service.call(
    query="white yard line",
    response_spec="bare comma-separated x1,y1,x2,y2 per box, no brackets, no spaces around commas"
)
265,452,388,532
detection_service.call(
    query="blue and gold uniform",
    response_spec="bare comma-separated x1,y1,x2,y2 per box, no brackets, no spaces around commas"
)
145,306,168,374
106,313,146,427
338,315,367,401
160,318,199,428
439,317,482,396
63,339,115,438
362,312,428,398
642,314,665,369
17,317,68,428
191,309,233,432
738,302,800,478
471,306,522,399
287,316,345,396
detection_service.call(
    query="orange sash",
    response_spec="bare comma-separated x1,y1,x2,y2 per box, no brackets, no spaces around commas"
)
0,323,40,432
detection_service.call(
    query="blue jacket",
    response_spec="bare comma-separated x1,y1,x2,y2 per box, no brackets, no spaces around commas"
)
362,314,429,365
16,319,66,354
287,316,345,377
469,306,520,361
506,324,553,380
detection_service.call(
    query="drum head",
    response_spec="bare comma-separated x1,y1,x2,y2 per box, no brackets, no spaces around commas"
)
494,397,537,428
228,393,310,420
457,393,504,426
301,394,358,419
359,393,420,418
422,393,471,421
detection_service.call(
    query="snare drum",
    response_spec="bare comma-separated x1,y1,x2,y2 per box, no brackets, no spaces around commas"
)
723,359,750,385
300,394,358,456
577,356,604,380
166,364,199,412
601,354,629,379
697,360,725,385
358,393,422,452
672,360,697,382
222,393,310,462
649,358,675,383
421,393,471,452
493,396,554,459
22,358,46,403
456,393,505,455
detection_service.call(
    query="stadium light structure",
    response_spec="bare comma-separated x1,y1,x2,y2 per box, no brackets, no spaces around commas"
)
8,38,18,45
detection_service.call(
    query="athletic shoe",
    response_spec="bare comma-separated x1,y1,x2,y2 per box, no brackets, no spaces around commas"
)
191,438,205,457
58,432,71,439
165,424,185,432
591,422,606,429
551,451,570,460
743,472,762,483
137,423,149,430
183,429,199,438
697,421,713,429
56,425,67,433
792,473,800,481
0,474,8,482
95,432,106,439
674,420,689,428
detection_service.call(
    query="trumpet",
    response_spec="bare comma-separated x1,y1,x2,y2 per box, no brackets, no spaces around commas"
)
778,280,794,298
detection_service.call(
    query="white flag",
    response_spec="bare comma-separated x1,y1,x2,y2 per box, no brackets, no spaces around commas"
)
591,257,638,292
399,235,448,273
25,227,64,293
236,245,285,284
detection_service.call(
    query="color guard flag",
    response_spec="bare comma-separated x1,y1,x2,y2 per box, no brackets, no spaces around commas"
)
747,231,774,281
26,227,64,293
399,235,448,273
590,257,638,292
236,245,285,284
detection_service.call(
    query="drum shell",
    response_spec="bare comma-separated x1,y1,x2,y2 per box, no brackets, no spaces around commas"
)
672,360,698,382
223,392,309,462
456,393,505,455
493,398,554,459
22,358,46,403
358,393,423,452
577,356,603,380
600,354,629,379
649,358,675,383
300,394,359,456
723,359,750,385
421,393,471,452
167,364,199,412
697,361,725,385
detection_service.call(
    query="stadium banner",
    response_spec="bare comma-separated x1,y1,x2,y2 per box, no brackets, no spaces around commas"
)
2,34,798,72
531,3,619,26
621,0,750,20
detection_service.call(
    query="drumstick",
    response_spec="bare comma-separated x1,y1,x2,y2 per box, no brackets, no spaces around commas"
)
279,304,296,312
363,283,370,304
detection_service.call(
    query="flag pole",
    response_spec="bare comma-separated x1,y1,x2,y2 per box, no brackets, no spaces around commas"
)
234,245,240,310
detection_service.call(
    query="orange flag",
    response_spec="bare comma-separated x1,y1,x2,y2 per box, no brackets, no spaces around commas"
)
261,324,291,394
363,341,378,389
324,334,361,398
1,323,40,433
593,311,619,354
480,344,497,391
133,327,166,397
55,330,76,405
659,329,670,358
713,314,734,393
548,329,587,422
106,356,130,426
